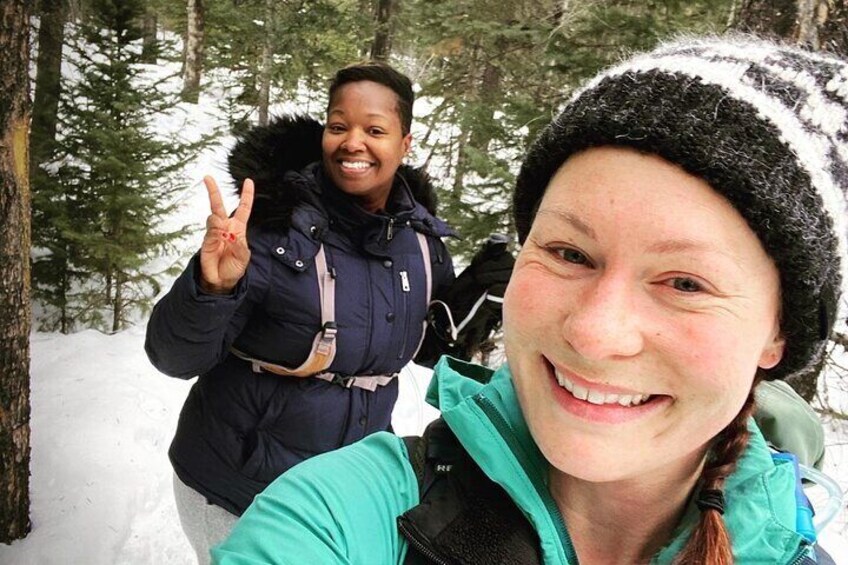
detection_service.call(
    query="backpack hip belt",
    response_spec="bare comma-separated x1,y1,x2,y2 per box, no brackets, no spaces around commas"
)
313,371,397,391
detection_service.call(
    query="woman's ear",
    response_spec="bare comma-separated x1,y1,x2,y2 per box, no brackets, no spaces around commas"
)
758,324,785,370
402,133,412,157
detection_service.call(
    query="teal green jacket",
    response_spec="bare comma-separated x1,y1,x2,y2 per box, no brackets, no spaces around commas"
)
213,358,815,564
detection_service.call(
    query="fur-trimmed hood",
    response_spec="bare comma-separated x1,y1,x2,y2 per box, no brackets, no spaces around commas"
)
227,115,443,229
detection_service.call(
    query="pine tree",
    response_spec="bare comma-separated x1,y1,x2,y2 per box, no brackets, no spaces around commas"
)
34,0,196,332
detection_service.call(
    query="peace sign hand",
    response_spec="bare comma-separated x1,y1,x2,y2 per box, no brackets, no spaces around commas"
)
199,176,254,294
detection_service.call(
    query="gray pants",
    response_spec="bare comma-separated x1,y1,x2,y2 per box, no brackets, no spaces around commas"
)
172,473,239,565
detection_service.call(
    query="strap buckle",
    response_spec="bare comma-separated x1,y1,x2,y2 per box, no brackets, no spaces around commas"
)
330,373,356,388
321,321,338,340
315,321,337,357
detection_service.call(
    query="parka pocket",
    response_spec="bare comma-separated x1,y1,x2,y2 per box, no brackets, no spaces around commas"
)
268,233,319,273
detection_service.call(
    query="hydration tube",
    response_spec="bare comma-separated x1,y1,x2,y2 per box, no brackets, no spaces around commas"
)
799,462,846,533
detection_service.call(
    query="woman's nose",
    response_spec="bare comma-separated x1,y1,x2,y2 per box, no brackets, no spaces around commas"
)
561,274,644,361
340,131,365,152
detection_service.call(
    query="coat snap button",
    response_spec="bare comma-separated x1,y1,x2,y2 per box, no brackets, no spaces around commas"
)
386,312,395,322
276,247,285,255
383,259,393,268
295,260,304,268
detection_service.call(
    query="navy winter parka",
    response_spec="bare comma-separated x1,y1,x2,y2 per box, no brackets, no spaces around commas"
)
145,116,455,516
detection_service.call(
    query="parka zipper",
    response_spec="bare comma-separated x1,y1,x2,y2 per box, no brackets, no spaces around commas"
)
397,270,411,360
787,542,815,565
474,393,578,564
397,516,451,565
386,217,395,241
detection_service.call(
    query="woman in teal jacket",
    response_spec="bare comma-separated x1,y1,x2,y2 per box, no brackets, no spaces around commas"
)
212,36,845,564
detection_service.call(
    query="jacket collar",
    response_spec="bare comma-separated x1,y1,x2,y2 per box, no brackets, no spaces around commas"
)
428,357,810,564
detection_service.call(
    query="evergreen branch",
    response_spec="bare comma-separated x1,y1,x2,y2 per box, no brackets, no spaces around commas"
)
831,331,848,350
816,407,848,421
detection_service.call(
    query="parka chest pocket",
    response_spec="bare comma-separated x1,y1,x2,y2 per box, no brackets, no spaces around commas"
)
269,234,319,273
265,234,322,324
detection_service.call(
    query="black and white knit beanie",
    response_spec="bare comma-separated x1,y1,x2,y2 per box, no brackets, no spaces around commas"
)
514,36,848,380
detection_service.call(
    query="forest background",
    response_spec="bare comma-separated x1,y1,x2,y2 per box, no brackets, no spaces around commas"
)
1,0,848,551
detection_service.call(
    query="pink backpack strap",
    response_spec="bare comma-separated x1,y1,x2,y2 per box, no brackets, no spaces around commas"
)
412,232,433,358
231,245,337,377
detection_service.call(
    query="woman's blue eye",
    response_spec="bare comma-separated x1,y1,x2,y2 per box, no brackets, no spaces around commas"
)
671,277,702,293
558,248,590,265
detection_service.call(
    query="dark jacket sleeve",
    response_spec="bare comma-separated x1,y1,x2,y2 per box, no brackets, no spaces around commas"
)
144,251,266,379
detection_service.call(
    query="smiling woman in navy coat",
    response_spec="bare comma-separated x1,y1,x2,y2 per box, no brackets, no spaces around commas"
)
145,61,454,564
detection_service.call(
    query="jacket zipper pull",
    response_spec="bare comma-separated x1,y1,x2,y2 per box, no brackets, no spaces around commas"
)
399,270,410,292
386,217,395,241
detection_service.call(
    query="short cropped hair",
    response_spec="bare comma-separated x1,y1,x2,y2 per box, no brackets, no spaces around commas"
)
327,61,414,135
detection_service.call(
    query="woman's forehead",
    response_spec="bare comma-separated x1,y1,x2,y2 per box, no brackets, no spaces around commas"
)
533,146,775,265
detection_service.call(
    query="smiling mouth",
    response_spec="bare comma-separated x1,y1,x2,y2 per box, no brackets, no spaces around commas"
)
339,160,373,171
554,368,654,407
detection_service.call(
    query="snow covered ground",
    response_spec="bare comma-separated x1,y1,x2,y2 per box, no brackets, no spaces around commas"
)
4,37,847,564
0,327,440,565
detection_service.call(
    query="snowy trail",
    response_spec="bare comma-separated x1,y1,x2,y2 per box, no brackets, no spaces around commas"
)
0,327,443,564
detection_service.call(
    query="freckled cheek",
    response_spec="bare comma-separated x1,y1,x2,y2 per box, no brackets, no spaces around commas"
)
504,271,561,330
668,320,756,392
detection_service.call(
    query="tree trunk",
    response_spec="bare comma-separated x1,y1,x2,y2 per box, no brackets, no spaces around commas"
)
796,0,820,48
31,0,66,171
818,0,848,54
731,0,797,38
0,0,33,543
369,0,395,61
182,0,205,103
469,60,502,151
112,272,123,333
67,0,86,21
141,7,158,63
257,0,275,127
451,119,471,197
731,0,847,52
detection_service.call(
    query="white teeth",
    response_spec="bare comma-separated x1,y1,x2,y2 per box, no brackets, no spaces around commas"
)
554,369,650,407
571,384,589,401
587,390,605,405
341,161,370,170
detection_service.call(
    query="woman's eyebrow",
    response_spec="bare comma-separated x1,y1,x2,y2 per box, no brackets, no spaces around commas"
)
647,238,736,260
536,209,596,239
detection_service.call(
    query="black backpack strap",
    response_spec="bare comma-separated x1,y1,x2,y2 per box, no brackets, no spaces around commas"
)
399,418,542,565
402,418,463,501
